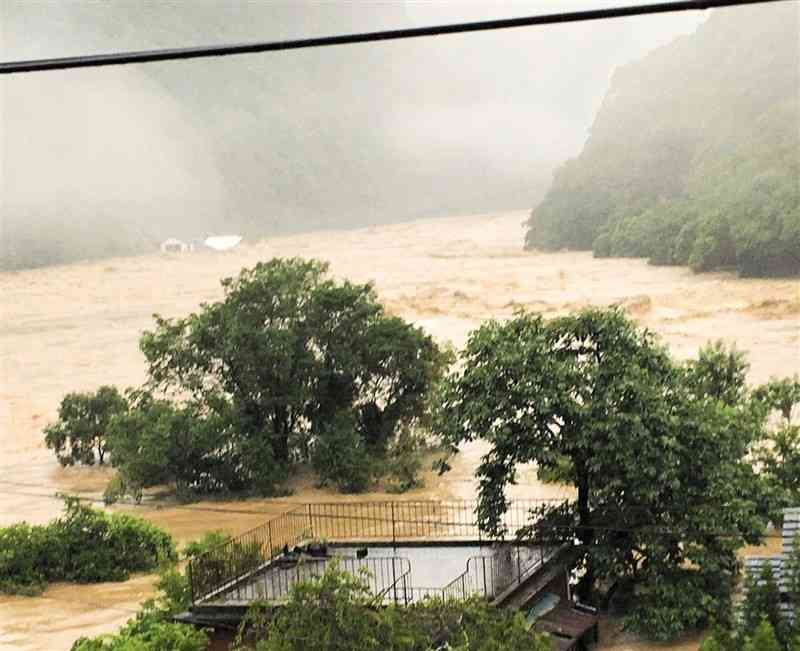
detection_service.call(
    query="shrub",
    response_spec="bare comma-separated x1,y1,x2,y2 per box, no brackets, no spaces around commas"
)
70,621,207,651
0,497,175,595
234,562,551,651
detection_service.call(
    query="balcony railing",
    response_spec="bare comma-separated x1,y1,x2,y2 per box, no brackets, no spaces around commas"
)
188,498,570,605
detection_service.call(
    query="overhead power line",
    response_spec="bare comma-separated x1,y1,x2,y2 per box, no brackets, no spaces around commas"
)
0,0,789,75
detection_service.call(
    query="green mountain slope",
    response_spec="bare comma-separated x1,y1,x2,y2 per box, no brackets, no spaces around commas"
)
525,3,799,277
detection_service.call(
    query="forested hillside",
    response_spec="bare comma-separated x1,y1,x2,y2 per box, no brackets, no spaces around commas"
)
525,3,799,277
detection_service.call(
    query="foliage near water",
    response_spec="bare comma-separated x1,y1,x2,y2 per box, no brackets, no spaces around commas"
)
526,4,799,277
434,306,798,641
233,561,552,651
43,385,128,466
43,258,450,499
700,535,800,651
68,532,226,651
0,497,174,596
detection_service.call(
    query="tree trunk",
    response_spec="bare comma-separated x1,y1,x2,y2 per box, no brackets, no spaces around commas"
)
272,407,290,463
575,467,595,602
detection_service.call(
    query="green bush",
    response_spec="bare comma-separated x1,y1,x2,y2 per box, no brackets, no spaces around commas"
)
384,429,425,494
188,536,265,602
71,622,207,651
234,562,551,651
68,530,238,651
0,523,50,594
0,497,175,595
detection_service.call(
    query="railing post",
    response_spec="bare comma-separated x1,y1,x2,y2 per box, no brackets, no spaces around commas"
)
307,503,313,538
188,560,195,606
482,556,487,597
391,502,396,548
268,520,273,559
392,558,398,606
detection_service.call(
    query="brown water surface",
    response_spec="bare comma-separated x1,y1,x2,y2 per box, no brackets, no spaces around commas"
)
1,211,797,649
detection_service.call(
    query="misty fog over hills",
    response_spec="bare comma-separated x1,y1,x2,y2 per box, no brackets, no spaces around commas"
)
2,1,705,270
527,2,799,277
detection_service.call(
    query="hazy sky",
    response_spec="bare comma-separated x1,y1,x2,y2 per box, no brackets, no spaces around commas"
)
1,1,711,263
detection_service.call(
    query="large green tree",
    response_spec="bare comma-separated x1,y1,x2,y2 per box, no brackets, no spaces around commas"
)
434,307,770,639
138,258,450,494
44,385,128,466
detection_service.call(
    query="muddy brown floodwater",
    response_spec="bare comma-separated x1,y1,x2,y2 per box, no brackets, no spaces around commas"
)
1,211,798,649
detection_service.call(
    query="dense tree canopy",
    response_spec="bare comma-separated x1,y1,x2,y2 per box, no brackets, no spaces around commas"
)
131,257,450,495
44,385,128,466
525,4,799,277
106,389,226,499
434,307,772,639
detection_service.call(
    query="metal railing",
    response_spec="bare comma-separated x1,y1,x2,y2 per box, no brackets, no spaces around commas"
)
306,499,563,542
188,498,570,605
401,543,560,604
210,555,412,604
188,505,311,603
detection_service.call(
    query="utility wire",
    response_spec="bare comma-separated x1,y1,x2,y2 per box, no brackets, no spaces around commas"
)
0,0,789,75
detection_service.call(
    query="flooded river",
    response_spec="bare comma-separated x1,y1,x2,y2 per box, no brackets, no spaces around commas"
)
1,211,797,649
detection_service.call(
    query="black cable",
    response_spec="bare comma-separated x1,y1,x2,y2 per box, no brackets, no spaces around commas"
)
0,0,789,75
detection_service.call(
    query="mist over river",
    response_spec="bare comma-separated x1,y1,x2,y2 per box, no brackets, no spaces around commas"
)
1,211,797,649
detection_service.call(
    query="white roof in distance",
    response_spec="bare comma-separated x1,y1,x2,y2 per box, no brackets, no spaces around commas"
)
204,235,242,251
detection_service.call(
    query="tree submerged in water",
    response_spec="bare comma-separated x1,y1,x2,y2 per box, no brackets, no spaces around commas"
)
44,385,128,466
103,257,451,498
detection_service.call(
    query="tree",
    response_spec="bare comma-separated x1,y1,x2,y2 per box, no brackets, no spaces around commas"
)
240,561,385,651
744,620,783,651
755,377,800,511
434,307,769,639
741,564,787,645
44,385,128,465
755,377,800,423
106,390,228,499
233,562,551,651
685,341,750,406
700,533,800,650
138,258,450,495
